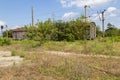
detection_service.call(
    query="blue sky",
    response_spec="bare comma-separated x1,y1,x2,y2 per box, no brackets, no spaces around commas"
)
0,0,120,30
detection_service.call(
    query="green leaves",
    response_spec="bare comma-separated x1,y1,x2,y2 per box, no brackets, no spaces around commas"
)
105,23,120,37
25,16,97,42
0,37,11,46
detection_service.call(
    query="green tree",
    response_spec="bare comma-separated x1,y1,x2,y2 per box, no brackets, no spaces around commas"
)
3,30,13,38
105,23,119,37
96,25,102,37
25,15,97,42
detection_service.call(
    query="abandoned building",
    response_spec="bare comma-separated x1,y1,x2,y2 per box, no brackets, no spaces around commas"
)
11,22,96,40
12,27,25,40
85,22,96,40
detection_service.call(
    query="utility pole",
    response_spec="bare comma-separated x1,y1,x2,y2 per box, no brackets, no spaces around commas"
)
84,5,87,22
101,10,106,37
6,25,8,38
52,12,55,22
84,5,90,22
0,25,4,37
31,6,34,26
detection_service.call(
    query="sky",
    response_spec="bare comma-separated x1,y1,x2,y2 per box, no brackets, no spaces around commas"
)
0,0,120,30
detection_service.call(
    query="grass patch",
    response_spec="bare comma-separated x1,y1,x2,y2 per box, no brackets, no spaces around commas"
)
11,50,25,57
41,38,120,56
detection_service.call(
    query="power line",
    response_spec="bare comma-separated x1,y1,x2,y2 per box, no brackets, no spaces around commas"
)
97,11,101,21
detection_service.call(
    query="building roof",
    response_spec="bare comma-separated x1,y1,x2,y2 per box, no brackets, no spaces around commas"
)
12,27,24,32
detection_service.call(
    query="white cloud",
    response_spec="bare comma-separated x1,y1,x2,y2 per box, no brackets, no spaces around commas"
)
60,0,112,7
108,13,117,17
0,21,6,26
106,7,117,13
91,7,117,21
62,12,78,20
11,26,21,29
106,7,117,18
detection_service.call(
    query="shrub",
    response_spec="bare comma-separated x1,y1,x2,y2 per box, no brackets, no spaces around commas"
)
0,37,11,46
11,50,25,57
113,36,120,42
11,50,16,56
66,33,75,42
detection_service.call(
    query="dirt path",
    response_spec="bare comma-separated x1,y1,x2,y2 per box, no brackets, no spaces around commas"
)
45,51,120,59
0,50,119,67
0,51,23,67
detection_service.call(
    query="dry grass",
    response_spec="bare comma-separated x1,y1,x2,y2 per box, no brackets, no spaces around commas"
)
41,40,120,56
0,51,119,80
0,40,119,80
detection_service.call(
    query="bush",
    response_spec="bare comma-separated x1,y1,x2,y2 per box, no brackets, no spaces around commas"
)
11,50,25,57
0,37,11,46
11,50,16,56
66,34,75,42
113,36,120,42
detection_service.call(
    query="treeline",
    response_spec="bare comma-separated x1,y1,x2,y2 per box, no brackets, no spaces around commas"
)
105,23,120,37
25,17,99,42
3,17,120,41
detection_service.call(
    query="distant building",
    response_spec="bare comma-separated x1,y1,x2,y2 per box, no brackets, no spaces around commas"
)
85,22,96,40
12,27,25,40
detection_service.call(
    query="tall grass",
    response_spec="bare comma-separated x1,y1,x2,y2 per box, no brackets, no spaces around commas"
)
1,37,120,56
4,52,118,80
0,37,120,80
41,37,120,56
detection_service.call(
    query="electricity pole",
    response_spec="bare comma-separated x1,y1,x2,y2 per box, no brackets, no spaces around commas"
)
0,25,4,37
52,12,55,22
84,5,90,22
31,6,34,26
6,25,8,38
84,5,87,22
101,10,106,37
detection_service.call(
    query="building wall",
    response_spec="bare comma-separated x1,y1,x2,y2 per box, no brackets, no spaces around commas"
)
90,25,96,39
85,22,96,40
12,31,25,40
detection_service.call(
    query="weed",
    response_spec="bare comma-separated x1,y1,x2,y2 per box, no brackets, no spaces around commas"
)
11,50,25,58
0,37,11,46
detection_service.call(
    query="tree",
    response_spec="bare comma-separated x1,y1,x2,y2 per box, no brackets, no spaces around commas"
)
96,25,102,37
25,18,57,42
25,15,97,42
3,30,13,38
105,23,119,37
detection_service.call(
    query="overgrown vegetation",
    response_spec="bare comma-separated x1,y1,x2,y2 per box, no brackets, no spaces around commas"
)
1,16,120,80
105,23,120,37
1,37,120,56
23,18,120,42
0,37,119,80
24,18,98,42
0,37,11,46
0,51,119,80
41,37,120,56
3,16,120,43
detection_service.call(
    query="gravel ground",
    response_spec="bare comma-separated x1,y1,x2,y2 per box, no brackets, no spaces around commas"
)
0,51,23,67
